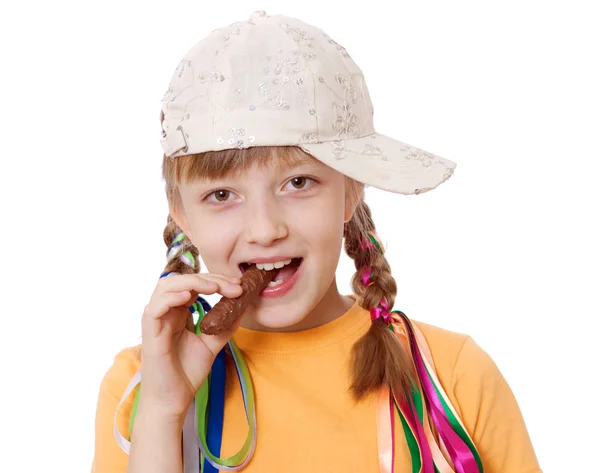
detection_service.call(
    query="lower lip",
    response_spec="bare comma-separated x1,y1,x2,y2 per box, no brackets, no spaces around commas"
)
259,260,302,298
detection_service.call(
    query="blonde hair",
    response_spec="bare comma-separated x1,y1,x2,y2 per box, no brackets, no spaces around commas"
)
161,145,416,402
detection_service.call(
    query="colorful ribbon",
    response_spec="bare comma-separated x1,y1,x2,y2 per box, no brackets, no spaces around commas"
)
375,312,484,473
360,266,392,325
360,232,384,253
193,300,257,471
360,228,483,472
160,231,196,278
371,298,392,324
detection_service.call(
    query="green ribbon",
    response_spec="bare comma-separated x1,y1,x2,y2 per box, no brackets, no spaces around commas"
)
194,305,256,469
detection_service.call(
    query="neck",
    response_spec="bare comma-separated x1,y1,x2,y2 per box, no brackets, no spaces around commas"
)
240,279,355,333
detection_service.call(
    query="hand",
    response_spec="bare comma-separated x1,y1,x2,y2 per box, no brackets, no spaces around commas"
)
138,272,243,420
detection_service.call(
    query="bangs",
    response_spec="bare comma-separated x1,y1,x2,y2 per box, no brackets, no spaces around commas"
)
163,145,317,186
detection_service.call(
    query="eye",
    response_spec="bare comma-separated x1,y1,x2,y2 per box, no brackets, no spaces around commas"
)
290,177,306,189
205,189,233,203
287,176,314,190
214,190,230,202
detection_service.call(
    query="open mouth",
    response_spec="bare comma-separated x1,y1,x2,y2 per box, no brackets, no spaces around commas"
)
240,258,303,286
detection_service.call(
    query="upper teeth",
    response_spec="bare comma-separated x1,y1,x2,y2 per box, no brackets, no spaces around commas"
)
254,259,293,271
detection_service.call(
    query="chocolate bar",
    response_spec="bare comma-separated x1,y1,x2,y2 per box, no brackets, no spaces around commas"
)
199,266,277,335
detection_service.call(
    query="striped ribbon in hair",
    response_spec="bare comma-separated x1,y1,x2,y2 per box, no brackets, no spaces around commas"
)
360,231,483,472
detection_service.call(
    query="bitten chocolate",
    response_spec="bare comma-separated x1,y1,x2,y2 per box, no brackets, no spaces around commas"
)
199,266,277,335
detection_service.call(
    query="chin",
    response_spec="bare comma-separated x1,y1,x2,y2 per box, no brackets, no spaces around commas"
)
246,305,309,331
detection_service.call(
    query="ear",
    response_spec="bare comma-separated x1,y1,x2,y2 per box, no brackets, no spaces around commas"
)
344,183,364,223
169,200,192,238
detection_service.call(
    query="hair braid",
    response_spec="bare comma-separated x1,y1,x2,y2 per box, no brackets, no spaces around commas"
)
344,198,416,402
160,105,212,333
162,213,200,332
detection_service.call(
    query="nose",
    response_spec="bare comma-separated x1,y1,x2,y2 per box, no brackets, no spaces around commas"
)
244,198,288,246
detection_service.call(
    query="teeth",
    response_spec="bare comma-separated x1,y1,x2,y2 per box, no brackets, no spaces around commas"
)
267,279,285,287
255,259,295,270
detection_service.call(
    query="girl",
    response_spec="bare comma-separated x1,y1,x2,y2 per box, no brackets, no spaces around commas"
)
92,11,542,473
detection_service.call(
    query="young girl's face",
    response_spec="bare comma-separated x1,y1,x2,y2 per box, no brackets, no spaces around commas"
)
172,151,357,330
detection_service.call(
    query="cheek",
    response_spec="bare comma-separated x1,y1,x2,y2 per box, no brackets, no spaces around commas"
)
188,218,238,270
293,198,345,253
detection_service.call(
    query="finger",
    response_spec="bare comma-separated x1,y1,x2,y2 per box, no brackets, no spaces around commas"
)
211,281,244,299
155,274,219,296
198,274,243,287
210,273,242,283
191,275,243,298
156,273,241,296
144,291,192,322
152,278,242,308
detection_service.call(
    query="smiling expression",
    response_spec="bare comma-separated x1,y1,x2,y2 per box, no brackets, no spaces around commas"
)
169,146,362,331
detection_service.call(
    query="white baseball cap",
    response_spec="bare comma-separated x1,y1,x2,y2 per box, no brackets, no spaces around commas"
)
160,10,456,195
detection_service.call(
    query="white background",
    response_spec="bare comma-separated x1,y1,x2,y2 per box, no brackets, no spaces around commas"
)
1,1,598,472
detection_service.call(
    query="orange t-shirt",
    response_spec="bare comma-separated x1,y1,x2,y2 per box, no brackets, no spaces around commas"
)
92,297,542,472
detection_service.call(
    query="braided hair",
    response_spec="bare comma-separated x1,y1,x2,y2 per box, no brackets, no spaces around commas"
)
161,215,200,332
344,197,417,402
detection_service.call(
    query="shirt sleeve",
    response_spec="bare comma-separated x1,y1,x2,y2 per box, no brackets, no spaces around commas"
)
451,336,543,473
91,347,141,473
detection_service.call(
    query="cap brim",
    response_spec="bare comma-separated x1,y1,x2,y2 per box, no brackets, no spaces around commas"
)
300,132,456,195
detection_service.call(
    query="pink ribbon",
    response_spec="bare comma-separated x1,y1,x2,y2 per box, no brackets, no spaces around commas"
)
400,313,480,473
360,235,379,251
360,266,392,324
360,266,372,286
370,298,392,325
